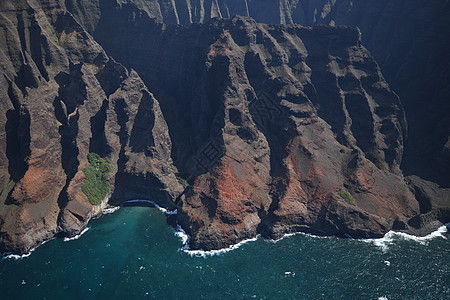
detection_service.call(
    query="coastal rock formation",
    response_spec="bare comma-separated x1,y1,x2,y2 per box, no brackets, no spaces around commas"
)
0,0,181,254
0,0,448,254
67,0,450,244
80,12,422,249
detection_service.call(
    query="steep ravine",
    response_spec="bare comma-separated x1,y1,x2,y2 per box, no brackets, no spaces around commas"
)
0,0,182,254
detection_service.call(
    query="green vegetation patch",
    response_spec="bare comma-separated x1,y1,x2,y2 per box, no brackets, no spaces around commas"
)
42,188,55,203
338,189,356,206
82,153,113,205
171,165,190,189
49,25,59,46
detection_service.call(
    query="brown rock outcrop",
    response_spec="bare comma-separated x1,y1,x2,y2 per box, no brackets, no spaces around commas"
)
0,0,181,254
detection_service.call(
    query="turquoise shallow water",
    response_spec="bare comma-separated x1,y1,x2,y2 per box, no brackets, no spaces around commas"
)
0,206,449,299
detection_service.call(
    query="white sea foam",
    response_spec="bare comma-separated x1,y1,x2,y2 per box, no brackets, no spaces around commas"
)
364,224,448,252
2,238,52,260
174,224,258,257
284,271,295,277
165,209,178,215
269,232,301,243
185,237,259,257
4,250,34,260
64,227,89,242
122,199,177,215
102,206,120,215
175,225,190,247
176,222,449,256
268,231,331,244
378,297,388,300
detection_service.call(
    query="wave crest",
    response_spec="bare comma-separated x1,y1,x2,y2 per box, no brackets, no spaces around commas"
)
174,225,258,257
64,227,90,242
364,224,448,252
122,200,177,215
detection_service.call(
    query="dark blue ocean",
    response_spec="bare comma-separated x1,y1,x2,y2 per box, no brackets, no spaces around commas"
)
1,206,449,299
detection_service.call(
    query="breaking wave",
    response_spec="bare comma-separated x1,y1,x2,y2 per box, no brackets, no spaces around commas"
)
268,231,331,244
2,240,50,260
364,224,449,252
3,251,34,260
102,206,120,215
174,225,258,257
122,199,177,215
175,223,449,256
64,227,90,242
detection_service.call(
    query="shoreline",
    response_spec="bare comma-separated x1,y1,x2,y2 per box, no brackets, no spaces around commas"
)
2,200,449,259
63,227,90,242
174,224,449,257
174,221,450,258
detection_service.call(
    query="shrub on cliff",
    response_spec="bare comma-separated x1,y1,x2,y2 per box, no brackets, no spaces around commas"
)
338,189,356,206
171,165,190,189
82,153,113,205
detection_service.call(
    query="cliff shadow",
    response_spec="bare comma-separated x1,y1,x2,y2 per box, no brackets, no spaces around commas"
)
53,71,81,210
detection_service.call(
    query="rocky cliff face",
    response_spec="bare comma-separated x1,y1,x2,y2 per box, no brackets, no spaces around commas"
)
71,0,450,194
0,0,181,254
0,0,448,254
67,0,450,171
67,0,450,242
282,0,450,192
73,10,424,249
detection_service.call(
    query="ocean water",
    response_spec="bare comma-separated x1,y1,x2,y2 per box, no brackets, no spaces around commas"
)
0,206,449,300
